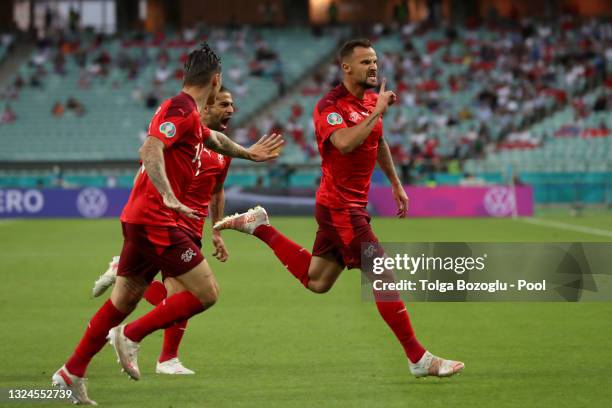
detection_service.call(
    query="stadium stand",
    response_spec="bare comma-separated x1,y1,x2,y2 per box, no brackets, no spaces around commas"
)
0,17,610,196
254,19,611,170
0,26,344,162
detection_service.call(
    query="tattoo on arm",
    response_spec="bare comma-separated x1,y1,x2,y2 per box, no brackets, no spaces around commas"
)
364,112,381,128
205,131,250,159
141,139,174,198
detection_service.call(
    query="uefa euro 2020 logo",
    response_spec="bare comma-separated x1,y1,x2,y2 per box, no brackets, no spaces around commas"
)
159,121,177,138
326,112,343,126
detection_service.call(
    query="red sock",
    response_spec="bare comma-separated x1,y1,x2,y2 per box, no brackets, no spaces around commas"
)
254,225,311,287
143,280,167,306
124,291,204,343
158,320,188,363
374,291,426,364
65,300,128,377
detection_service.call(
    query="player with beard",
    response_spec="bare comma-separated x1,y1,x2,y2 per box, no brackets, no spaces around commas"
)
52,43,282,405
214,39,464,379
90,87,236,376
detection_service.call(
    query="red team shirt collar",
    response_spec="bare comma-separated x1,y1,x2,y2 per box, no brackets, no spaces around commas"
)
180,91,198,111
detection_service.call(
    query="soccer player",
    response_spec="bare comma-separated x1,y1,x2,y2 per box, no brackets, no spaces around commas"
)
52,44,283,405
214,39,464,379
91,87,237,376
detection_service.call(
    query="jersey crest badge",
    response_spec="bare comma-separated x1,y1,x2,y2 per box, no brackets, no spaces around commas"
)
159,122,176,138
327,112,343,126
181,248,197,263
349,111,362,122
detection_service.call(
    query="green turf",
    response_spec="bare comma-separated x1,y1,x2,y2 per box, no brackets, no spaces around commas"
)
1,214,612,407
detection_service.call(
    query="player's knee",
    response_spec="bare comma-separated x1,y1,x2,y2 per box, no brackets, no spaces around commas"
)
112,292,141,313
194,284,219,309
309,280,333,294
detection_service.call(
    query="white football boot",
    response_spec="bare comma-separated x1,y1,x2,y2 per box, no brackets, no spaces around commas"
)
155,358,195,375
51,365,97,405
107,325,141,380
409,351,464,378
92,256,119,297
213,206,269,234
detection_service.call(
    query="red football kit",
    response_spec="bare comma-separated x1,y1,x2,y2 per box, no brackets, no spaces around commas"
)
121,92,209,227
311,84,384,268
252,83,428,366
118,92,211,279
177,147,232,240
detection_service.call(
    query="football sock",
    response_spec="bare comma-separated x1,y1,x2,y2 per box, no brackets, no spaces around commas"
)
143,280,167,306
65,299,128,377
158,320,188,363
142,280,188,363
254,225,311,287
124,291,204,343
374,290,426,364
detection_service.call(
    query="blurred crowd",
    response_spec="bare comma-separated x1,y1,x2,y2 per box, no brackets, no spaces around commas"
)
0,23,288,123
1,15,611,186
242,16,611,182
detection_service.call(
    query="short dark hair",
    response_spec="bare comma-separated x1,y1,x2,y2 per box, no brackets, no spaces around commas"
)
337,38,372,62
219,86,231,94
183,43,221,87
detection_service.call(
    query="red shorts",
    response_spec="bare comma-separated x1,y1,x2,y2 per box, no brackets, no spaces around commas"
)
117,222,204,282
312,204,382,269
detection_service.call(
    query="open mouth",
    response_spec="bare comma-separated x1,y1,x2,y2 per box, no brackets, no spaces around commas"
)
219,117,231,130
367,72,377,81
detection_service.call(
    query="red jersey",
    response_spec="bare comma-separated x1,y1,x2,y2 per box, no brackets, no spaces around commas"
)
121,92,210,227
313,84,383,208
177,147,232,239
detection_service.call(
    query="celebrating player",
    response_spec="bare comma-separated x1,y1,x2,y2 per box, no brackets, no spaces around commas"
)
215,39,464,379
52,44,283,405
90,87,236,376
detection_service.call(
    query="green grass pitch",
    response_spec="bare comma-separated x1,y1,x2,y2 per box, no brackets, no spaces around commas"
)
1,212,612,407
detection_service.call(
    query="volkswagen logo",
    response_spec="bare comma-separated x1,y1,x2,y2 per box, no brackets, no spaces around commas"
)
483,187,515,217
76,188,109,218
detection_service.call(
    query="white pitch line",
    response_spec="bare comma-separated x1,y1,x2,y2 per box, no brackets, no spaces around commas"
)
519,217,612,238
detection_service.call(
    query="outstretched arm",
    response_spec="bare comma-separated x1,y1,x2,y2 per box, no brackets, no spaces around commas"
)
204,131,283,162
377,138,408,218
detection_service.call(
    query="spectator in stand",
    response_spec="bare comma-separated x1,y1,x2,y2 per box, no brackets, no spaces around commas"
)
1,105,17,124
145,90,160,109
593,94,608,111
66,97,86,117
228,66,244,83
286,116,307,152
78,72,91,89
154,63,172,84
30,75,43,88
291,103,303,119
131,86,143,103
52,101,65,117
234,79,249,98
13,75,25,90
53,52,66,75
